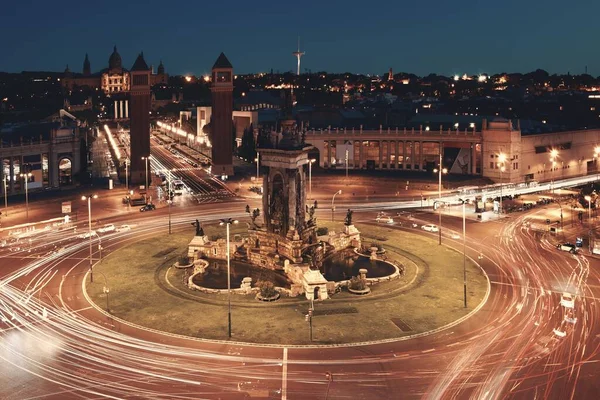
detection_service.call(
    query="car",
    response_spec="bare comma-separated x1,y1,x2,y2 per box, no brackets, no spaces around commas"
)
116,224,131,232
97,224,116,233
376,214,394,224
564,309,577,324
450,233,461,239
77,230,97,239
421,224,439,232
557,243,577,254
560,292,574,309
140,204,156,212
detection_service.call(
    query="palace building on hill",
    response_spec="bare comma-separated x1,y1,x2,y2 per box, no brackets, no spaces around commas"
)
61,46,168,93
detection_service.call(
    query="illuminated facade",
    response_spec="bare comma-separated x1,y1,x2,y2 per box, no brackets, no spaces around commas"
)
129,53,152,185
0,110,83,195
306,119,600,184
61,47,168,93
210,53,234,176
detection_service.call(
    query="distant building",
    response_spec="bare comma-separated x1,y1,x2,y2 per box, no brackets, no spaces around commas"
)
210,53,234,177
61,46,168,93
304,117,600,184
129,53,152,185
0,110,84,195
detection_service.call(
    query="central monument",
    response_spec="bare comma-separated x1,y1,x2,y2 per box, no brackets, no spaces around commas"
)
248,124,317,265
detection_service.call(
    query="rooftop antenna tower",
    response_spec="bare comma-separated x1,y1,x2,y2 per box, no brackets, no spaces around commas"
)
292,37,305,76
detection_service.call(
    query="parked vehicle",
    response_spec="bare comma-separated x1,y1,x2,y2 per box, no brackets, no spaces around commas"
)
557,243,577,254
421,224,439,232
116,224,131,232
140,204,156,212
97,224,116,233
560,293,575,309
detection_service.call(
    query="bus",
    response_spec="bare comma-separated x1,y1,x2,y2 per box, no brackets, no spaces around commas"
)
457,186,479,195
172,179,186,195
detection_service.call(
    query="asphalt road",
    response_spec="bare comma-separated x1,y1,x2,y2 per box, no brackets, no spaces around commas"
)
1,194,600,399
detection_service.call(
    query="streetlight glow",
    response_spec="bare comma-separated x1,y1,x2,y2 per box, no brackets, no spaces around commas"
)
219,218,238,338
82,194,98,282
309,159,316,200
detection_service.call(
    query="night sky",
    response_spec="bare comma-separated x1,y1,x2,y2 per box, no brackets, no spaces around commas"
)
1,0,598,76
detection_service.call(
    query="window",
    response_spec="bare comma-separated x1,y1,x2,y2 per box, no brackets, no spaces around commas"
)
490,154,494,159
212,248,217,255
490,162,494,169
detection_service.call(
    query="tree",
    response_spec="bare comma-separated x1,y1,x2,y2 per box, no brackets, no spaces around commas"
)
239,124,256,161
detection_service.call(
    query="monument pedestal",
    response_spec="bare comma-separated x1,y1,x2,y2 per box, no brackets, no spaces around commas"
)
328,224,361,251
302,269,329,301
188,235,209,258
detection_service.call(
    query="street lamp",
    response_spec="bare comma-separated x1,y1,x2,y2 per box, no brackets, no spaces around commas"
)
308,159,316,200
594,147,600,181
141,156,151,193
3,175,8,217
19,172,32,221
585,195,593,226
325,371,333,400
220,217,238,338
497,153,506,215
345,148,349,180
433,158,447,245
458,198,467,308
124,157,130,194
255,152,260,183
331,190,342,222
167,169,174,234
550,149,558,194
82,194,98,282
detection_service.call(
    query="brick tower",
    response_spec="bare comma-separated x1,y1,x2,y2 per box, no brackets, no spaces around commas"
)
129,52,151,185
210,53,234,177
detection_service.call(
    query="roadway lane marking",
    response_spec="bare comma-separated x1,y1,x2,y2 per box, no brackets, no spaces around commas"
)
282,347,288,400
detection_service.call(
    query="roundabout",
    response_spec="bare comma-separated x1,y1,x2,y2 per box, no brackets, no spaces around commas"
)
85,221,489,345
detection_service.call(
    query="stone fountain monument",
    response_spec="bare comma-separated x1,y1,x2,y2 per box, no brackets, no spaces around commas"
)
188,120,361,301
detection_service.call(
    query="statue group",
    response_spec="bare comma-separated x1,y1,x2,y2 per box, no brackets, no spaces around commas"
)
192,219,204,237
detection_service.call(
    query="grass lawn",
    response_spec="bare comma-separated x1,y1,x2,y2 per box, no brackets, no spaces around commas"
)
87,221,488,345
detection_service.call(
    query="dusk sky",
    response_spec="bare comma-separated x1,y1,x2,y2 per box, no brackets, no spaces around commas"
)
1,0,598,77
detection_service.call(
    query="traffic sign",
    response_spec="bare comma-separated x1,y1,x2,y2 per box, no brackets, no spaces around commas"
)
62,201,71,214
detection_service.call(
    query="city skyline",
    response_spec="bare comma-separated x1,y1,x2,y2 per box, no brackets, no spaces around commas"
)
1,0,599,76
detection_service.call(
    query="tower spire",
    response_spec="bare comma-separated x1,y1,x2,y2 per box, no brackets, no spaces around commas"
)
292,36,305,76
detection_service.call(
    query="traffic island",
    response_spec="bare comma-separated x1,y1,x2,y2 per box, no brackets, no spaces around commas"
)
86,221,489,345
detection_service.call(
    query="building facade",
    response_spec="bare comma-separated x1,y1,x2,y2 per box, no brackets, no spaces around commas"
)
0,110,83,195
305,119,600,184
210,53,234,177
61,46,168,93
129,53,152,185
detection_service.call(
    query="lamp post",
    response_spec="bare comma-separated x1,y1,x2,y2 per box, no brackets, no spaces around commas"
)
459,198,467,308
331,190,342,222
19,172,32,222
308,159,316,200
345,148,349,180
82,194,98,282
550,149,558,194
585,195,593,226
125,158,129,194
325,371,333,400
167,169,173,234
141,156,150,193
433,155,447,245
220,218,238,338
255,152,260,183
3,175,8,217
497,153,506,215
594,147,600,181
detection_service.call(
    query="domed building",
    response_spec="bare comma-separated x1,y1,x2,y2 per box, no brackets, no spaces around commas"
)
102,46,130,93
61,46,168,94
